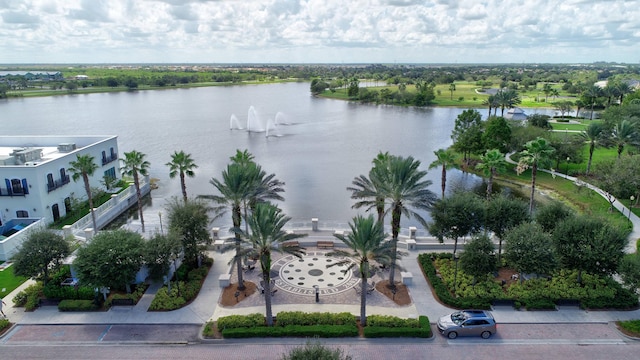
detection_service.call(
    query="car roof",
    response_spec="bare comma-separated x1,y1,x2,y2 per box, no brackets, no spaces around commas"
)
461,310,494,319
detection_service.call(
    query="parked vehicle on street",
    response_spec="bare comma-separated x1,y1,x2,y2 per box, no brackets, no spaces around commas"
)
436,309,496,339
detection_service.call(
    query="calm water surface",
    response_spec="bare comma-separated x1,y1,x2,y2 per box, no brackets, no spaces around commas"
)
1,83,550,231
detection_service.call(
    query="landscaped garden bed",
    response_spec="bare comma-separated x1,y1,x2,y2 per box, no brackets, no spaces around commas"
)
419,253,639,311
203,312,431,339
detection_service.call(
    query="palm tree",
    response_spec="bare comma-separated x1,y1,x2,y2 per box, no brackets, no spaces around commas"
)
348,152,391,224
482,95,495,118
542,83,553,102
495,89,521,116
429,148,457,199
239,203,306,326
517,137,555,214
610,119,639,159
579,122,606,174
583,85,602,120
121,150,150,233
166,150,198,202
202,150,284,291
448,83,456,100
476,149,507,200
68,154,99,232
328,215,393,326
370,155,437,288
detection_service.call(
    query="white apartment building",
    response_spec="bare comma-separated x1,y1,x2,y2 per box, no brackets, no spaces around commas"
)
0,135,121,227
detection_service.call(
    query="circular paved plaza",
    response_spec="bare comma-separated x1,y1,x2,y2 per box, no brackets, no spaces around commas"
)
272,251,359,296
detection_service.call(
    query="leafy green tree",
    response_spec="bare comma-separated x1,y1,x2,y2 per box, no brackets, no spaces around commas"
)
554,101,573,120
618,253,640,294
166,197,211,268
74,229,145,293
527,114,552,129
428,191,485,256
11,230,70,286
459,234,496,281
166,150,198,202
451,109,484,162
517,137,555,214
121,150,150,232
369,154,437,288
329,215,393,326
533,201,574,233
475,149,507,200
144,232,182,282
503,223,557,279
482,116,511,153
428,148,457,199
580,122,607,174
484,195,530,263
239,203,307,326
552,216,627,283
68,154,99,232
495,89,521,116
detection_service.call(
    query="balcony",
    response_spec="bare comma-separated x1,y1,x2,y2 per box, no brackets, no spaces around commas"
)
47,175,71,193
0,187,26,197
102,153,118,166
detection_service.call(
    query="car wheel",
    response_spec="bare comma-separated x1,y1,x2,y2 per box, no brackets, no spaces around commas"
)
481,331,491,339
447,331,458,339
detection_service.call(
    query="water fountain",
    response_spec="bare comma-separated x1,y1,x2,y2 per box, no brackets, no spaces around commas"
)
231,106,281,137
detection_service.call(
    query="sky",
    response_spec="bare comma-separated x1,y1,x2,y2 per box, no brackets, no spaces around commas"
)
1,0,639,64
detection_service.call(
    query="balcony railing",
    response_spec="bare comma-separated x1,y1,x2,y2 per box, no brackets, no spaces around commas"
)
101,153,118,166
0,188,26,197
47,175,71,193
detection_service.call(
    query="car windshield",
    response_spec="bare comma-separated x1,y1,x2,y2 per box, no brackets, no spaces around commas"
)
450,312,467,325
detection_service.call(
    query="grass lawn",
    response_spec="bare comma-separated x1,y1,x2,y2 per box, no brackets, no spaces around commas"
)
0,265,28,297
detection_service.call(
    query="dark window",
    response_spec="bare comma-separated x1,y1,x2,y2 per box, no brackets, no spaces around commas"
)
60,168,66,179
47,173,54,187
102,150,107,163
11,179,23,194
16,210,29,218
104,167,116,180
64,197,72,213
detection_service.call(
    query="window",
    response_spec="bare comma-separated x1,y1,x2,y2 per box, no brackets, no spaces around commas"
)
47,173,54,187
110,147,116,158
60,168,66,179
101,150,107,164
104,167,116,180
6,178,29,195
64,197,72,213
16,210,29,218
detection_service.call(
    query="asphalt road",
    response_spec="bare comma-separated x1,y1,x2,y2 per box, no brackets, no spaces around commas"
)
1,323,638,359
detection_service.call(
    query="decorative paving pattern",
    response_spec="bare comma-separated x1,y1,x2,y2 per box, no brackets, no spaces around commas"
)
273,251,359,295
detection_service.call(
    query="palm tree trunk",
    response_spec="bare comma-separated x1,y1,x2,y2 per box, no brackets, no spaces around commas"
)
180,171,187,202
486,170,494,200
234,206,245,291
134,172,145,233
586,142,595,174
360,269,368,326
388,208,401,288
529,164,537,214
84,174,98,232
264,273,274,326
441,164,446,199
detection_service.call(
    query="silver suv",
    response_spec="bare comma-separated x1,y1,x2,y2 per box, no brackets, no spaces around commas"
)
436,310,496,339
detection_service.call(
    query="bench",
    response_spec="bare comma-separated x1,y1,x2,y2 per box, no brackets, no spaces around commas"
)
317,241,334,249
282,241,299,248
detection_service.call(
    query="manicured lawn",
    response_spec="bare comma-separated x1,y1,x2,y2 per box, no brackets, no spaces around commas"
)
0,265,28,297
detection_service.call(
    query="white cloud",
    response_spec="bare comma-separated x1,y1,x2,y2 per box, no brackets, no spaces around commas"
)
0,0,638,63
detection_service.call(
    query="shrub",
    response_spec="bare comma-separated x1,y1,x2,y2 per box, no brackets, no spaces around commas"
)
618,320,640,336
148,286,187,311
276,312,355,327
58,299,99,311
0,318,10,332
281,339,353,360
202,321,215,338
13,283,44,311
364,315,431,338
216,313,265,329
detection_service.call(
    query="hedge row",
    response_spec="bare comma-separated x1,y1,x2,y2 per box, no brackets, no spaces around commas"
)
275,312,355,326
221,324,358,338
364,316,431,338
58,299,99,311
